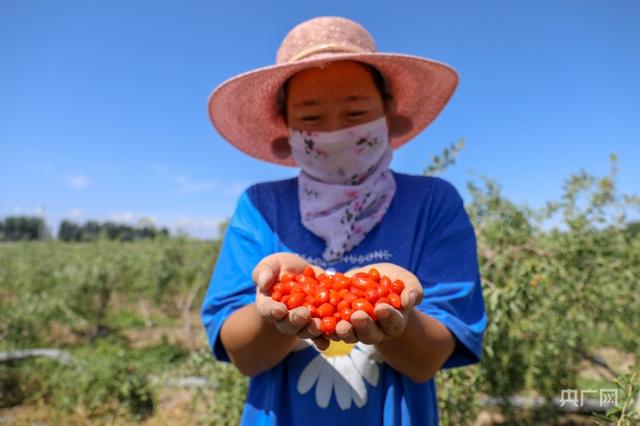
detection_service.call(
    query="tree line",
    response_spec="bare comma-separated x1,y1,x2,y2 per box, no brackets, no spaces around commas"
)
0,215,169,242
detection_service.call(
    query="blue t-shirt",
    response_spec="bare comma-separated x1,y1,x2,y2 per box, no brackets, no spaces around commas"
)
201,170,487,426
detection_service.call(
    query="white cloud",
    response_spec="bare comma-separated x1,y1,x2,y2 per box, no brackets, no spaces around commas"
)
108,211,136,223
67,208,83,218
138,216,157,226
154,164,218,193
65,175,91,190
175,216,226,232
223,181,249,198
7,206,45,216
175,176,218,193
153,163,250,197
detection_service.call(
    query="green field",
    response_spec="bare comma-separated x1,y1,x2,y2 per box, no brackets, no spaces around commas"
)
1,160,638,425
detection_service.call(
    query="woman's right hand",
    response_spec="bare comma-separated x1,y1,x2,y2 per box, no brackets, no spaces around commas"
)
251,253,329,349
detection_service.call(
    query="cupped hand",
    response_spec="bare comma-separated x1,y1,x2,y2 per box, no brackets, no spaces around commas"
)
331,262,424,345
251,252,328,350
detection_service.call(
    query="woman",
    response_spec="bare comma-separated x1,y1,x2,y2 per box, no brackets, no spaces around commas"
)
201,16,487,425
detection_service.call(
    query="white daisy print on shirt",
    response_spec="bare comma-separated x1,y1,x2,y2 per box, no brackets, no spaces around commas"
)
294,340,383,410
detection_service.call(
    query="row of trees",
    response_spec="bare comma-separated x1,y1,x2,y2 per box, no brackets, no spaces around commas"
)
0,216,50,241
0,216,169,242
57,220,169,242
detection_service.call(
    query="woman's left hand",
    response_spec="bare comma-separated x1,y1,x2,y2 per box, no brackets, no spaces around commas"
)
332,262,424,345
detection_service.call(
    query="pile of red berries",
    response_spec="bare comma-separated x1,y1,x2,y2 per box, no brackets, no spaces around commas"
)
270,266,405,335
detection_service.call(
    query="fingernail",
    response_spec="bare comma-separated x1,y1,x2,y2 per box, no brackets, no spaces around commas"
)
377,309,390,319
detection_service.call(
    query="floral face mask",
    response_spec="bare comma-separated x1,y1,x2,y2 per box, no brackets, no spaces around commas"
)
289,115,397,262
289,115,390,185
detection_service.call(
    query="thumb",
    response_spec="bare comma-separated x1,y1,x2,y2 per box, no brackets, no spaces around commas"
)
253,264,275,290
252,253,306,290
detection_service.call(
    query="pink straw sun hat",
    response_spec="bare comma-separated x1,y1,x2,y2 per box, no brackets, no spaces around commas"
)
207,16,459,166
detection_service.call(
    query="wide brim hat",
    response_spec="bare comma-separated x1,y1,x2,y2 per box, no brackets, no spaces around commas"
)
207,16,459,166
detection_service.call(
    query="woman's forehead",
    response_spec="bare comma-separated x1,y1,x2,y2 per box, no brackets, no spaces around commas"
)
290,60,372,81
287,61,379,99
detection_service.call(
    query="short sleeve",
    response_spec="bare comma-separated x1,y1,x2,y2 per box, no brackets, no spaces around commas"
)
200,189,271,362
414,178,487,369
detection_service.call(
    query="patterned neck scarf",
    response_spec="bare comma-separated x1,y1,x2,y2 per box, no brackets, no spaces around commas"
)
289,116,397,262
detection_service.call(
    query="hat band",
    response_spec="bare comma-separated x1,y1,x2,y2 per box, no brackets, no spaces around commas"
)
286,43,370,63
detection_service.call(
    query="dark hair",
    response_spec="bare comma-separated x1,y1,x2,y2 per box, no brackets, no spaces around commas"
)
276,61,392,124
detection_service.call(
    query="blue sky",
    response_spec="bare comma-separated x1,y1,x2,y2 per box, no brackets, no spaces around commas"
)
1,1,638,238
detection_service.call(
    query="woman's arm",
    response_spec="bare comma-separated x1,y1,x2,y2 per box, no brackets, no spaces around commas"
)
220,303,299,376
374,308,455,383
219,252,326,376
379,179,486,379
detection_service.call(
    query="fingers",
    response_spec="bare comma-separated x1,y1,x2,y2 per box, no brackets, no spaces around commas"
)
312,336,330,351
255,290,288,322
350,310,384,344
253,259,421,346
297,317,322,340
335,320,358,343
298,319,346,348
252,252,314,291
373,263,423,310
343,266,365,277
275,306,311,335
256,291,322,340
253,264,275,291
401,286,422,310
385,266,422,308
310,265,325,277
374,303,406,337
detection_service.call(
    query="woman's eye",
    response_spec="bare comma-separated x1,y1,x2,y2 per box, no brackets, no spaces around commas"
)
348,111,367,118
301,116,321,122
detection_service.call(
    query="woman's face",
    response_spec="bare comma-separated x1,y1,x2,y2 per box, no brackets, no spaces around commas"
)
285,60,389,133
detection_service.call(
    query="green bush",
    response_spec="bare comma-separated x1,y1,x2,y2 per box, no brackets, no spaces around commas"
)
0,237,218,347
436,155,640,424
178,349,249,426
46,342,155,420
0,343,154,420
